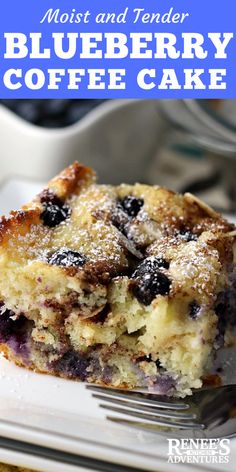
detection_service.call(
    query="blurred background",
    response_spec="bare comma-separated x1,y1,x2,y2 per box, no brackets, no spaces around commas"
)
0,98,236,215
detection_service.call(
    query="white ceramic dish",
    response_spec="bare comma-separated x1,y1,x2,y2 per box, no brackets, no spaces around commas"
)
0,99,164,185
0,448,96,472
0,179,236,472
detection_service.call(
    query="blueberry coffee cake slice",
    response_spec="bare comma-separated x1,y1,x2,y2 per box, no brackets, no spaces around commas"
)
0,162,235,397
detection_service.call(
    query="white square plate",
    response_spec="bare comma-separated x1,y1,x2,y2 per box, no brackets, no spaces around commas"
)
0,178,236,472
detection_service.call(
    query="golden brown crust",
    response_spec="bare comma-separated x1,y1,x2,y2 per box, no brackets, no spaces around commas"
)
0,162,95,246
0,210,41,245
45,162,95,199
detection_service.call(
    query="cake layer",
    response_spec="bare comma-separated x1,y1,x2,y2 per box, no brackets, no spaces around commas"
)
0,162,235,396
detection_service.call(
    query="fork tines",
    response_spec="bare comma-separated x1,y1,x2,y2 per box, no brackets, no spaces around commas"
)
86,385,205,431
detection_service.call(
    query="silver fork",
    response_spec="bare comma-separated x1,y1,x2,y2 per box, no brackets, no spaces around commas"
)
87,385,236,439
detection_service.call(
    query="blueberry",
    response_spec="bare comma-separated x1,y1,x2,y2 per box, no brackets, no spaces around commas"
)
48,248,87,268
111,196,143,234
111,203,130,234
189,301,201,320
0,308,31,358
132,272,171,305
0,308,17,343
155,359,162,369
137,354,152,363
133,257,169,278
40,191,70,226
137,355,161,368
54,350,90,380
179,229,198,242
41,197,70,228
153,375,175,394
120,196,144,217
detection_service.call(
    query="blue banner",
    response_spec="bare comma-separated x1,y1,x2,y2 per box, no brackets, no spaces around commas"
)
0,0,235,98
